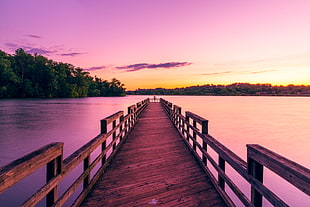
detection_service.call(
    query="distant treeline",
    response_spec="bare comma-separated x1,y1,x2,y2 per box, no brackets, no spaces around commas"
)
127,83,310,96
0,49,125,98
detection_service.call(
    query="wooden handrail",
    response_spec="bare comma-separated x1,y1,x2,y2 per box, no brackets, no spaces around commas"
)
102,111,124,125
160,98,310,207
247,144,310,195
0,98,150,207
185,111,207,124
0,142,63,194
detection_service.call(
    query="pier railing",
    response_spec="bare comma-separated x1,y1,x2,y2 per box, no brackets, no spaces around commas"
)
0,98,150,207
160,98,310,207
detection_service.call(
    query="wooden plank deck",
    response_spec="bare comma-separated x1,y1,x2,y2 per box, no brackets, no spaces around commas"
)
80,102,227,207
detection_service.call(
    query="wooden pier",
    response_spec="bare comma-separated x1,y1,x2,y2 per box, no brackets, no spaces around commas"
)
0,98,309,207
81,102,225,206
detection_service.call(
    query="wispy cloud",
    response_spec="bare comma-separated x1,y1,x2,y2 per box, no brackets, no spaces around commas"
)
249,69,278,74
84,66,106,71
201,69,279,76
116,63,149,71
5,42,23,49
4,42,53,55
201,71,234,76
26,34,41,39
116,62,192,72
4,41,85,57
25,48,54,55
60,52,85,56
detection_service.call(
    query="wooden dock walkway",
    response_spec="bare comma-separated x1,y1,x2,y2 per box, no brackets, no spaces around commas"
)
81,102,226,206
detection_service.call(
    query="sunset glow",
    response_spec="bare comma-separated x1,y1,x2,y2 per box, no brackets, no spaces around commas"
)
1,0,310,90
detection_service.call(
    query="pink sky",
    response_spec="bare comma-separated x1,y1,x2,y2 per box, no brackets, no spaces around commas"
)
1,0,310,90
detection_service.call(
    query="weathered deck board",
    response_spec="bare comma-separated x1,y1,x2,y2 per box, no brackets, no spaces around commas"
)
81,102,227,207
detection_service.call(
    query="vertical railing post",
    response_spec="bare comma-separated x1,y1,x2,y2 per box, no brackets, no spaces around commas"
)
46,151,63,207
124,117,128,135
173,106,177,125
181,110,185,135
181,118,184,135
127,107,132,130
202,120,208,166
83,155,90,189
202,142,208,166
218,157,225,189
112,120,117,150
177,107,181,129
134,106,137,122
248,157,264,207
119,115,124,141
192,120,197,151
168,103,172,117
136,103,140,117
101,119,107,134
130,113,133,129
185,115,190,142
202,120,208,135
172,106,176,124
131,106,136,123
101,119,107,166
129,114,132,130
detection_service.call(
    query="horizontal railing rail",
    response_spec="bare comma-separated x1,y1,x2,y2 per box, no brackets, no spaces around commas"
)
160,98,310,207
0,98,150,207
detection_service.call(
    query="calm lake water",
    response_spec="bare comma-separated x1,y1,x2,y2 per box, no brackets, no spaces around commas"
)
0,96,309,206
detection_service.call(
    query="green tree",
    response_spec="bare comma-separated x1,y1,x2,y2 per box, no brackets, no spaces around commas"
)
0,51,19,97
0,49,127,98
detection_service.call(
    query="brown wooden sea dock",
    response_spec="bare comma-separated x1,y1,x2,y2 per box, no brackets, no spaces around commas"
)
0,98,309,207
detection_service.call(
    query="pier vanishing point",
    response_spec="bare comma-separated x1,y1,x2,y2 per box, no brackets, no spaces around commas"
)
0,98,309,207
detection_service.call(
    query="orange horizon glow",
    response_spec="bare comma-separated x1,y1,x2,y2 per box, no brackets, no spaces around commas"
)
89,60,310,90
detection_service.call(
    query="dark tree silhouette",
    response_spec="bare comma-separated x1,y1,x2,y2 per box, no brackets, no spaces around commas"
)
0,49,126,98
127,83,310,96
